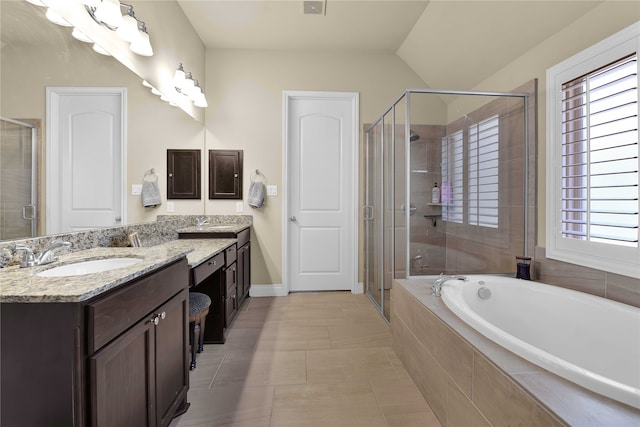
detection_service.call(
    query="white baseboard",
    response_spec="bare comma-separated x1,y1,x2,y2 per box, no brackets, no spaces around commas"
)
249,282,364,297
352,282,364,294
249,284,289,297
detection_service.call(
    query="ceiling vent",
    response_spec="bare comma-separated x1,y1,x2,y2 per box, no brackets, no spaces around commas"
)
303,1,325,15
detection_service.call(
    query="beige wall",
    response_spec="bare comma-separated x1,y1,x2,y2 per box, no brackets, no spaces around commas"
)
203,49,429,285
462,2,640,248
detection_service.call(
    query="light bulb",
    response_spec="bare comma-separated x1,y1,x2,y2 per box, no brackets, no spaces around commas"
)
151,87,162,96
173,64,186,90
92,43,111,56
194,92,208,108
25,0,47,6
116,12,138,42
94,0,123,28
72,28,93,43
46,8,72,26
142,80,153,88
129,27,153,56
182,73,195,97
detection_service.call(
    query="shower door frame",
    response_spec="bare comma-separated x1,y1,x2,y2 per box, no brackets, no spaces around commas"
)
0,117,38,238
364,88,530,321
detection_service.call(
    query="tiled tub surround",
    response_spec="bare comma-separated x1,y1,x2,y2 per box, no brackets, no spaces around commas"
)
391,279,640,427
534,246,640,309
0,238,236,303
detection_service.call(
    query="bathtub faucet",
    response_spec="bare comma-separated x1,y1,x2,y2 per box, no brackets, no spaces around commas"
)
432,274,468,297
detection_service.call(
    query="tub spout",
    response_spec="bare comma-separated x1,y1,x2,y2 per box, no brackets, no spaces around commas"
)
432,274,468,297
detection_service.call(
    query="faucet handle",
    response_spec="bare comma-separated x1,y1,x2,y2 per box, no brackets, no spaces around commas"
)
14,244,36,267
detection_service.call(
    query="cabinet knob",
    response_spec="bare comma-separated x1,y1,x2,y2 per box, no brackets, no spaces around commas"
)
149,314,160,326
160,311,166,320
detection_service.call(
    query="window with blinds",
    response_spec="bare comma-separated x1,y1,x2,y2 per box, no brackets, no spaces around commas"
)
560,54,639,247
442,130,464,223
468,115,500,228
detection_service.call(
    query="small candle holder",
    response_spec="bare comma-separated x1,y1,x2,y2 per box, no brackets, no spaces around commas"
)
515,256,531,280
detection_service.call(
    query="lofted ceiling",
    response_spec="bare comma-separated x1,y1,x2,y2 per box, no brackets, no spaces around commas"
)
178,0,605,89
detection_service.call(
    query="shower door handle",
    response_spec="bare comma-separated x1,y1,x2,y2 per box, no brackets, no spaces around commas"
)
362,206,374,220
22,205,35,220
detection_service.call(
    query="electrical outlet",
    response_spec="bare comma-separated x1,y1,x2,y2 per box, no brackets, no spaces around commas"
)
167,201,174,213
267,185,277,196
131,184,142,195
235,202,244,212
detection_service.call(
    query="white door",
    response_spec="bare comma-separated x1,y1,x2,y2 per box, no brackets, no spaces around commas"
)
46,88,126,234
284,91,359,292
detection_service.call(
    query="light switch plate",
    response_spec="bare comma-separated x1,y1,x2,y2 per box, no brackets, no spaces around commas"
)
236,202,244,212
167,201,174,213
131,184,142,195
267,185,278,196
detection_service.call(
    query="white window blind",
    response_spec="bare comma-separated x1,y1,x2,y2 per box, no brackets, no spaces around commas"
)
442,130,463,223
560,54,639,247
468,115,500,228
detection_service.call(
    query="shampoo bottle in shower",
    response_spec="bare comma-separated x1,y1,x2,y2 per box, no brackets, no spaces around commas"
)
432,183,440,204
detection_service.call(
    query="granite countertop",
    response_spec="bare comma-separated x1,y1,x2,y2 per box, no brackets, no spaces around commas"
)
0,238,237,304
176,224,250,235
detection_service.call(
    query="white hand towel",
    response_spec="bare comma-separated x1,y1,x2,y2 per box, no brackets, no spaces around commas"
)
141,180,161,207
248,181,265,208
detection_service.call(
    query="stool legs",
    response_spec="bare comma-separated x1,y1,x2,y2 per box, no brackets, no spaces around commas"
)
189,321,200,370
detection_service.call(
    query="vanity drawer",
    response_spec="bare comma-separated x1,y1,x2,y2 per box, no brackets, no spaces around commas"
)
225,244,236,265
87,258,188,354
192,252,224,286
236,228,250,248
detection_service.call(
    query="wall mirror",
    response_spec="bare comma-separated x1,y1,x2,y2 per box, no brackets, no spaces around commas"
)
0,1,205,241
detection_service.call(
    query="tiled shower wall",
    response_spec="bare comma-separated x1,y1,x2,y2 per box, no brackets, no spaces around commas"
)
410,80,537,276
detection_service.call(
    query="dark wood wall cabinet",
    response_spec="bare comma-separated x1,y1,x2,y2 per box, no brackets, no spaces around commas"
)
1,259,190,427
209,150,243,199
167,149,201,199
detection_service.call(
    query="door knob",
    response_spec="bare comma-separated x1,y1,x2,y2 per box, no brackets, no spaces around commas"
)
115,216,122,222
289,216,297,223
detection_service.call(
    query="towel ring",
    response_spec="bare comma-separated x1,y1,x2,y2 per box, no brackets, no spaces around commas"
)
144,168,158,182
250,169,265,183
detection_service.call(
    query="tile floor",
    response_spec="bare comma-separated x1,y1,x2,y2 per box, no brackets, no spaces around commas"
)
170,291,441,427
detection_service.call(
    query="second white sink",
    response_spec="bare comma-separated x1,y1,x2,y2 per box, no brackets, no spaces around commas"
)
37,258,142,277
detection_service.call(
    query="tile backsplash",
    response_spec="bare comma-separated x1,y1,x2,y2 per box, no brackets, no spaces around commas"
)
534,246,640,308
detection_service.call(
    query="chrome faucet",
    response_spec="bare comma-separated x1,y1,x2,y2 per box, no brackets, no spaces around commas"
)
195,216,209,227
14,240,72,268
432,273,468,297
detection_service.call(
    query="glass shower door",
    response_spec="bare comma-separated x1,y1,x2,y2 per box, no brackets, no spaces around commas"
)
365,121,383,310
0,117,37,239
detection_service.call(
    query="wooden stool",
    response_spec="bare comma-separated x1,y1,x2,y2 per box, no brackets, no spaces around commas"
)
189,292,211,370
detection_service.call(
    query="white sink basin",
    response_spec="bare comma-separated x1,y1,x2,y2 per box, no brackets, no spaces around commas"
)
37,258,142,277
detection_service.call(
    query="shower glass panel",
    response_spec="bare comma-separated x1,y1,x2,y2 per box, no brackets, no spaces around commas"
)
364,88,533,322
0,118,37,240
364,120,384,310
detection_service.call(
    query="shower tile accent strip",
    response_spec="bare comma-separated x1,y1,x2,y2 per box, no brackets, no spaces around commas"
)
391,279,640,427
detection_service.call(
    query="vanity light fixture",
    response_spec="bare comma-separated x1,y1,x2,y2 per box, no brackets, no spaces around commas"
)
173,64,208,108
92,43,111,56
71,27,93,43
84,1,154,57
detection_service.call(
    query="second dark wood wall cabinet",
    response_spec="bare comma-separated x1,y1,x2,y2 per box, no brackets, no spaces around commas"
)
167,149,201,199
209,150,243,199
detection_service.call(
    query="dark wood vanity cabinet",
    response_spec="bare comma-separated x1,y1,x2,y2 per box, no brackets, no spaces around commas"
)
0,258,190,427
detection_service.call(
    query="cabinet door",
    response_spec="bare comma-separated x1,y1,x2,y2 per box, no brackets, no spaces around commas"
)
225,263,238,326
155,290,189,427
209,149,243,199
90,317,156,427
167,149,201,199
238,243,251,301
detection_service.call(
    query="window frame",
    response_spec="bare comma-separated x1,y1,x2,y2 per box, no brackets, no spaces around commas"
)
546,22,640,279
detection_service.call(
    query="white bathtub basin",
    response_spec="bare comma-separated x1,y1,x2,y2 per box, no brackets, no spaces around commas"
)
37,258,142,277
440,275,640,409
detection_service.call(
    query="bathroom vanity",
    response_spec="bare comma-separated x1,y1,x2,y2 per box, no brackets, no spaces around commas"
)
178,224,251,341
0,248,191,427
